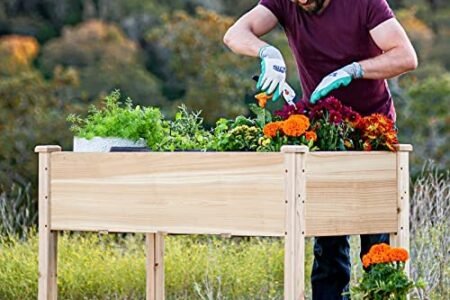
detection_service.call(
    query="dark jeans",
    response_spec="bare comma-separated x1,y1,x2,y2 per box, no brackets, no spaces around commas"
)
311,234,390,300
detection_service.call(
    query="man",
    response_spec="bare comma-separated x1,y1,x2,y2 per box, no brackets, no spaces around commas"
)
223,0,417,299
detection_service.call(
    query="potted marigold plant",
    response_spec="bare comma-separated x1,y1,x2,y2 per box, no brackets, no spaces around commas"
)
348,243,424,300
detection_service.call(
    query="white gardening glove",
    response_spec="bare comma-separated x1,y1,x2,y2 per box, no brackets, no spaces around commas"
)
310,62,364,104
256,45,286,101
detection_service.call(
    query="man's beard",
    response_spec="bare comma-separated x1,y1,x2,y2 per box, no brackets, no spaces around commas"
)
294,0,326,14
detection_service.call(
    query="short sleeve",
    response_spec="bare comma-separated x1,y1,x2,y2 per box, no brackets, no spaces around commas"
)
259,0,286,27
366,0,395,30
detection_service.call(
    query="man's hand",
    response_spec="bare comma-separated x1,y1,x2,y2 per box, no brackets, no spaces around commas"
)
256,45,286,101
310,62,364,104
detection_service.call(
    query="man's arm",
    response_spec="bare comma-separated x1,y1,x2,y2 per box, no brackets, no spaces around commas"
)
310,18,418,103
360,18,418,79
223,5,278,57
224,5,287,99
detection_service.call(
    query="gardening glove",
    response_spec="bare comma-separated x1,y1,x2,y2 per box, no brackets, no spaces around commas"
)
256,45,286,102
310,62,364,104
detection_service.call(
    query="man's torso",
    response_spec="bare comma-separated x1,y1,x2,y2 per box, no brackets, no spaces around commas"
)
260,0,396,120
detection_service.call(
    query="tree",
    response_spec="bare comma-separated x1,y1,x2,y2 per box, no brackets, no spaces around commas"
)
39,20,166,106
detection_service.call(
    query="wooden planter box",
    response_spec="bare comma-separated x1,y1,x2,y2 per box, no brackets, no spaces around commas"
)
35,144,412,300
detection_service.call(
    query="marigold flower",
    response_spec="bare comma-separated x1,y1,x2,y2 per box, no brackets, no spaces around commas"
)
263,121,283,138
305,131,317,142
362,243,409,268
255,92,272,108
282,114,310,137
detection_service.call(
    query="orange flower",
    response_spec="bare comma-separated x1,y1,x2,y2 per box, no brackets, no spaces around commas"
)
362,243,409,268
263,121,283,138
282,114,310,137
255,92,272,108
305,131,317,142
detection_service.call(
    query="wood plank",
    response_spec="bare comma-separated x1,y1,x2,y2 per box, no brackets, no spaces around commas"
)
36,147,60,300
155,233,165,300
146,233,155,300
50,152,285,236
305,152,398,236
394,151,411,274
282,146,307,300
283,153,294,300
49,151,399,237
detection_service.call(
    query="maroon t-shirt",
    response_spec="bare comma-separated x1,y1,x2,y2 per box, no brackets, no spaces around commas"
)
259,0,396,121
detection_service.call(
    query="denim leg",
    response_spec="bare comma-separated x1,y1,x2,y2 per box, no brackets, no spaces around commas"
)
311,236,351,300
360,233,390,260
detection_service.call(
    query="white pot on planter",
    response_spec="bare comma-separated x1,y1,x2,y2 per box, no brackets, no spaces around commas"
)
73,136,147,152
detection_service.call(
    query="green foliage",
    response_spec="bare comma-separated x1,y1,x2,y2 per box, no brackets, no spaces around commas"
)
39,20,165,106
0,183,35,239
67,90,165,150
396,74,450,174
147,8,255,124
211,116,262,151
314,118,346,151
349,262,423,300
0,69,81,193
158,105,213,151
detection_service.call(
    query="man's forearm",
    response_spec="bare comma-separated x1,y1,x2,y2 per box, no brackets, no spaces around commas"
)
359,46,418,79
223,25,268,57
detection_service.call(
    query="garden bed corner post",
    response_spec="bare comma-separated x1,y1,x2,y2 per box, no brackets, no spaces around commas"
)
35,145,62,300
282,145,309,300
390,144,413,276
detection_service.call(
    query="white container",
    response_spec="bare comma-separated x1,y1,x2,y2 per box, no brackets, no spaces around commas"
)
73,136,147,152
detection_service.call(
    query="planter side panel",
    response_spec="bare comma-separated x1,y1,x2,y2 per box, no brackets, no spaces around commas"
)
49,152,285,236
305,152,398,236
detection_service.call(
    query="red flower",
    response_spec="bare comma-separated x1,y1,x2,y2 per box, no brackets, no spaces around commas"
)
329,111,343,124
274,102,306,120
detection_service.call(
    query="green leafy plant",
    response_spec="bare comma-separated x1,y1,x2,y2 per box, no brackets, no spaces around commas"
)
158,104,213,151
67,90,165,150
211,116,262,151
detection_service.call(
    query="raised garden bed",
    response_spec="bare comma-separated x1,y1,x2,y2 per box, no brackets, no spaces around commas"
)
35,144,412,300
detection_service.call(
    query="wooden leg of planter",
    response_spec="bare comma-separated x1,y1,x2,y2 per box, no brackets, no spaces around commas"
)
35,146,61,300
391,147,411,275
282,146,308,300
146,233,165,300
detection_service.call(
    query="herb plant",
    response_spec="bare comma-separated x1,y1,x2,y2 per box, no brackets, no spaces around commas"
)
158,104,213,151
67,90,165,150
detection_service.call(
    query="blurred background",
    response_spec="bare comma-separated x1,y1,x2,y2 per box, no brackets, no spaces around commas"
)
0,1,448,298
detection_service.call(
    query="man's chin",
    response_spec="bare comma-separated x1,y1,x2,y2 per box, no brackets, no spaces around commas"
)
297,0,325,14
